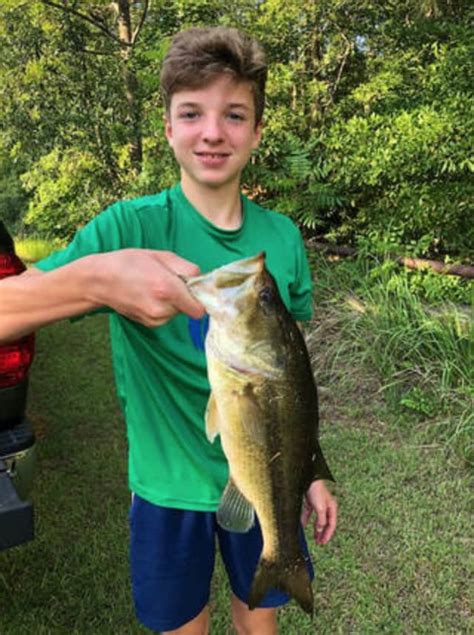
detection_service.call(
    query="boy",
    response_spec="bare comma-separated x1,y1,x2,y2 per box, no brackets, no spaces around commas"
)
0,27,337,635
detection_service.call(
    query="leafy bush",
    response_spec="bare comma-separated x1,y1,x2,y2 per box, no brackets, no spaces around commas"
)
323,27,474,257
14,236,61,263
0,149,29,231
21,149,115,239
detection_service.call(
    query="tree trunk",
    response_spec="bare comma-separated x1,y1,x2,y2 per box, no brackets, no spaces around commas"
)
306,3,323,124
40,0,144,175
308,240,474,279
116,0,143,173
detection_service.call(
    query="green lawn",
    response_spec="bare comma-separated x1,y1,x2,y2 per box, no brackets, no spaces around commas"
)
0,293,472,632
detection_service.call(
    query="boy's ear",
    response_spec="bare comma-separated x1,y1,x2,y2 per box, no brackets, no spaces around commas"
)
252,119,264,149
164,114,173,146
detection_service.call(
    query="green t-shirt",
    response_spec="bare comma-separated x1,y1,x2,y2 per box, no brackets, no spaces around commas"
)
36,184,313,510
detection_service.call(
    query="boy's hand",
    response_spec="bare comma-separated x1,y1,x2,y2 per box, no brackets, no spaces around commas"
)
91,249,205,326
301,480,337,545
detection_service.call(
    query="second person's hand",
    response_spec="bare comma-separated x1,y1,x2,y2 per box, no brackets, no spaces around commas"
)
89,249,205,327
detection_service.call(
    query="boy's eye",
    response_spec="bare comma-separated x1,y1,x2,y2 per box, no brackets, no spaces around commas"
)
227,112,245,121
179,111,199,120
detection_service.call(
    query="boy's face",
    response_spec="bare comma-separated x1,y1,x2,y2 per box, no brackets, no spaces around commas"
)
165,75,262,192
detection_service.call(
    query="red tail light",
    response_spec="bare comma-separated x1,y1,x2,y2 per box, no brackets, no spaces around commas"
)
0,251,35,388
0,335,35,388
0,253,26,280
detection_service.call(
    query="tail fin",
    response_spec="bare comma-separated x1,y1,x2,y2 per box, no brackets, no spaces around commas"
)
247,553,313,615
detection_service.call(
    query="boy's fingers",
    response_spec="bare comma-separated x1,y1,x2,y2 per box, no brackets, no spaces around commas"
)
326,501,338,541
149,250,205,319
172,278,206,319
316,505,327,534
319,501,337,544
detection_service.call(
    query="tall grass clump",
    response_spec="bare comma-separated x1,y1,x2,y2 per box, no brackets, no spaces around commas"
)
14,235,62,263
309,251,473,465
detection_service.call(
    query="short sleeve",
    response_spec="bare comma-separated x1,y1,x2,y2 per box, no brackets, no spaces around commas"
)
289,230,313,322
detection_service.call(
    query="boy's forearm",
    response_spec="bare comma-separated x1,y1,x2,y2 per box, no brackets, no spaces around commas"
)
0,254,102,343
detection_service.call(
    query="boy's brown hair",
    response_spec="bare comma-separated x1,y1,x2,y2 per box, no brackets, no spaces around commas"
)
160,27,267,125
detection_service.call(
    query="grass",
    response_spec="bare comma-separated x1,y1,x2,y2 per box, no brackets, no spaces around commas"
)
309,252,473,465
14,236,62,263
0,256,472,633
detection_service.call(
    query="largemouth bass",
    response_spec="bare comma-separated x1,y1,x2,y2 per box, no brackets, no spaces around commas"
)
187,252,334,614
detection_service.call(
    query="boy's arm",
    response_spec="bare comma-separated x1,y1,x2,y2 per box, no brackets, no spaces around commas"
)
0,249,204,344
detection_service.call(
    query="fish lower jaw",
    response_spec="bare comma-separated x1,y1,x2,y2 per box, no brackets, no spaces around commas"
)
207,336,283,378
212,353,283,379
209,350,266,378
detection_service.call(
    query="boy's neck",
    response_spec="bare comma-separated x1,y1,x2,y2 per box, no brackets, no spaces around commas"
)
180,175,243,231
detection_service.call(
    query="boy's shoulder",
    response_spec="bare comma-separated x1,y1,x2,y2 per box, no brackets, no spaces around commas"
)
111,188,171,216
97,188,177,234
244,196,301,236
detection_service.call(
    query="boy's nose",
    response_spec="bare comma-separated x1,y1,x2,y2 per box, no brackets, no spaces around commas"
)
202,116,224,143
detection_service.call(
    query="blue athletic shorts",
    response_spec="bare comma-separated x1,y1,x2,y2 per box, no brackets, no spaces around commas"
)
129,494,314,632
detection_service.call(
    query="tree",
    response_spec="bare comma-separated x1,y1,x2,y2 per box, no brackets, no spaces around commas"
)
0,0,471,256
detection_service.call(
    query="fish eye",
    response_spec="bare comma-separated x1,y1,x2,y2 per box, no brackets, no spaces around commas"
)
259,287,274,304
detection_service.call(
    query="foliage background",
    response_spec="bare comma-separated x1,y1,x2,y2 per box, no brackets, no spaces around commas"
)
0,0,472,259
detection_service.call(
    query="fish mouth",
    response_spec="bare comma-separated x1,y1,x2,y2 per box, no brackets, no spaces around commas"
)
218,252,266,276
186,253,266,312
186,252,265,287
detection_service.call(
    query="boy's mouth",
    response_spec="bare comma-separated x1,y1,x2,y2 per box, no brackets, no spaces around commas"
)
195,152,231,158
194,152,232,168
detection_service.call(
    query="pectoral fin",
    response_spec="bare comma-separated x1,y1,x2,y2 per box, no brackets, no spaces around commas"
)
237,385,266,444
216,478,255,533
205,393,220,443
